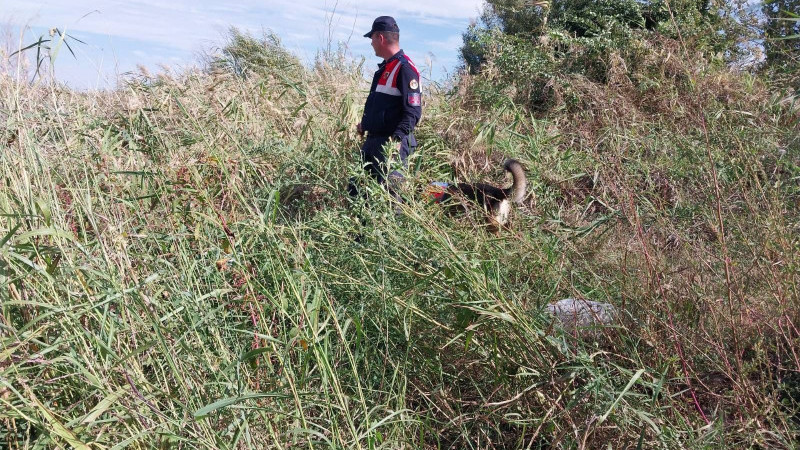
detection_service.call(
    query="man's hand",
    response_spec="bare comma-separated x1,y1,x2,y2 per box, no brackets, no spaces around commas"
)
356,122,364,136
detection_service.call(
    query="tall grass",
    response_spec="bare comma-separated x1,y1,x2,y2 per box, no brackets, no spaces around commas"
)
1,29,799,448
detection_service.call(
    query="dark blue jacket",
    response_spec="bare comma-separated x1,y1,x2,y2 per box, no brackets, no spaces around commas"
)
361,50,422,142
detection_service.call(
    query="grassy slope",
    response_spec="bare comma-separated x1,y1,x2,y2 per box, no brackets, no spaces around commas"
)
1,35,799,448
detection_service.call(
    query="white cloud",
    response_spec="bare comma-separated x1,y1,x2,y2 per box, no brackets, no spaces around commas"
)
4,0,484,88
424,34,467,53
7,0,483,46
320,0,485,21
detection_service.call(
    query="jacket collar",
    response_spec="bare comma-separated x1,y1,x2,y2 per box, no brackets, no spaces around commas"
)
379,50,405,68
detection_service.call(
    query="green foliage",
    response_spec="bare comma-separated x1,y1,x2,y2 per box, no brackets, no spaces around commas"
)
10,27,85,83
461,22,499,75
550,0,653,37
207,27,304,82
460,0,756,111
1,19,799,450
762,0,800,91
477,0,728,42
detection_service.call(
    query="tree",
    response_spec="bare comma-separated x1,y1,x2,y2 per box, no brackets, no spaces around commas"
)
762,0,800,90
460,0,736,74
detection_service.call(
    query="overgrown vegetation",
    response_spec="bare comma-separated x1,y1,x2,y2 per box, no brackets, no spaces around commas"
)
762,0,800,91
1,8,799,449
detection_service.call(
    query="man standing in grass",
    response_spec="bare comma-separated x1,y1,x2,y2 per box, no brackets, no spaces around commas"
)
349,16,422,198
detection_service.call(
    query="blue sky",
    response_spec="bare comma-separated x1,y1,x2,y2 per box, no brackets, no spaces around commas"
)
4,0,486,90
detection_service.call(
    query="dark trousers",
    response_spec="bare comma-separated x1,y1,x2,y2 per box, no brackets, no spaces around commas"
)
348,134,415,199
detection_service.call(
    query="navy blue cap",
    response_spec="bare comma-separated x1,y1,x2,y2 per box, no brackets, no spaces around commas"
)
364,16,399,38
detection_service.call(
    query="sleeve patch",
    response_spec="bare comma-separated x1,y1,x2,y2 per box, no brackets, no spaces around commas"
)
408,93,421,106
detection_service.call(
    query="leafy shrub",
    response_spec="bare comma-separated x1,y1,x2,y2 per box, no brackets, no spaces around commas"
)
461,0,757,111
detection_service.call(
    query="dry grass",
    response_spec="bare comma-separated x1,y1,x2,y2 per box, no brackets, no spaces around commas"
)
1,28,799,449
